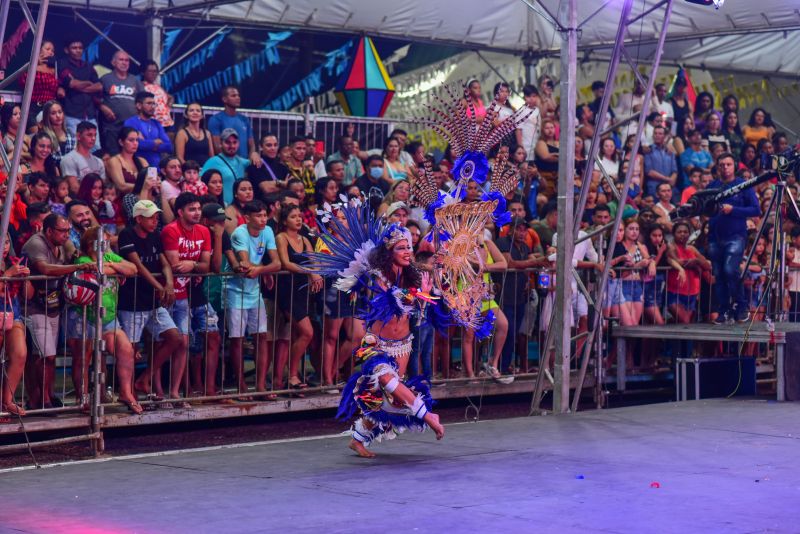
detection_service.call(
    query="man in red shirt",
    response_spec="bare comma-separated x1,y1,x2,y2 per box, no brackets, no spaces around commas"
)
161,192,212,406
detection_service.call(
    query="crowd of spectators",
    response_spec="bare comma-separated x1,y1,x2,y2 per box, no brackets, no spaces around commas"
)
0,36,797,416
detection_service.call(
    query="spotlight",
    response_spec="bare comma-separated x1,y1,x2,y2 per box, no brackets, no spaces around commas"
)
684,0,725,8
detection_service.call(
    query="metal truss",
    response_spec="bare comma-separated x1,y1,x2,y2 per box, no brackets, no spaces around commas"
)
0,0,50,256
529,0,675,414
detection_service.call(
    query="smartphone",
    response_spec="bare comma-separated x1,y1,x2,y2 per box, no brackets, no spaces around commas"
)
315,141,325,155
147,167,158,180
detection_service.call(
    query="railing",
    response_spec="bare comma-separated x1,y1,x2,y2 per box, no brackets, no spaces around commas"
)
0,260,781,453
168,103,419,155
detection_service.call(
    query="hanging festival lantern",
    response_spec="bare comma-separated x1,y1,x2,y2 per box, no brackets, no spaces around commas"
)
334,36,395,117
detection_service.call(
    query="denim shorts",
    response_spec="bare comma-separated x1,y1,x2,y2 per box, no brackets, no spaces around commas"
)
188,303,219,353
643,275,664,308
620,280,644,303
1,297,23,323
66,308,119,339
118,307,177,343
666,291,697,312
604,278,624,307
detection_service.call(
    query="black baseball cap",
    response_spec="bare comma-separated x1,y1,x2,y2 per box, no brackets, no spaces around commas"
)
201,203,229,222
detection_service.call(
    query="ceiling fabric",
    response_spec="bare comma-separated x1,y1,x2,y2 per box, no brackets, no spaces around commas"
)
51,0,800,75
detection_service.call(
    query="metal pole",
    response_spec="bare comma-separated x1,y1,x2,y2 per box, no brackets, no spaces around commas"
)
72,9,141,66
161,26,229,73
573,0,635,230
146,15,163,69
0,1,12,59
91,230,106,455
0,0,49,257
552,0,577,414
570,0,676,411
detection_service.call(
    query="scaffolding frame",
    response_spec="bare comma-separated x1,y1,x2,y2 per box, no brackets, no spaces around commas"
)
529,0,676,414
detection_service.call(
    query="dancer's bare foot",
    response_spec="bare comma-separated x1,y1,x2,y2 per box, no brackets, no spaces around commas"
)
424,412,445,440
349,439,376,458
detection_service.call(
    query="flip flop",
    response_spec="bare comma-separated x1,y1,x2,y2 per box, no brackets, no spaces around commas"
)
119,398,144,415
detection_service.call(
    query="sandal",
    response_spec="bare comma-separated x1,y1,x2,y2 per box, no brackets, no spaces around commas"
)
119,398,144,415
166,398,192,409
1,402,25,417
483,364,501,380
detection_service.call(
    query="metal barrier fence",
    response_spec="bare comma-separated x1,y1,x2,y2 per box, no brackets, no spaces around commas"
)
0,258,783,453
170,104,418,154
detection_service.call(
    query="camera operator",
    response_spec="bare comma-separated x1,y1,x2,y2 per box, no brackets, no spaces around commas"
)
707,152,760,324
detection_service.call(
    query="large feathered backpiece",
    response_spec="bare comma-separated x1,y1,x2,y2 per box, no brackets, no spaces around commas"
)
412,82,533,334
304,83,532,339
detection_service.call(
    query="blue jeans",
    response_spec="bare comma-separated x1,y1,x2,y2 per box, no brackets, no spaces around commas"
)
708,235,746,317
408,323,434,379
501,302,527,372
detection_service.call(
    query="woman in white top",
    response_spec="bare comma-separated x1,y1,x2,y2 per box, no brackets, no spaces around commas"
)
594,138,619,181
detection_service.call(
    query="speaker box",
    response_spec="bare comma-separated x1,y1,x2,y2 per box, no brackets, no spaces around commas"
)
682,357,756,400
784,332,800,401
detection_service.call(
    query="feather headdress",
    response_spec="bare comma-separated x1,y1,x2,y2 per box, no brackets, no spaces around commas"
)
412,82,533,335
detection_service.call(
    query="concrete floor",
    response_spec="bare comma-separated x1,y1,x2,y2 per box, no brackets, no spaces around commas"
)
0,399,798,534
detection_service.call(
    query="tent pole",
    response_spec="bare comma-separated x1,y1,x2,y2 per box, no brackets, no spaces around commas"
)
552,0,577,414
146,15,163,70
0,0,50,259
72,8,141,66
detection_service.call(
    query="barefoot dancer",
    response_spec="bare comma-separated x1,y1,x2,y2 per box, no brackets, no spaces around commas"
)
306,83,533,457
339,226,445,457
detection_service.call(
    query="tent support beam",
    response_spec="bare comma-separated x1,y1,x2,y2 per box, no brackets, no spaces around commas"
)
0,0,50,275
528,0,676,415
552,0,577,414
72,8,141,65
571,0,675,412
146,15,163,68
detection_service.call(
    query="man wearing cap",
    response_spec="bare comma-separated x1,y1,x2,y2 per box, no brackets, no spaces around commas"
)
384,201,409,227
118,199,187,403
201,128,250,205
208,85,260,166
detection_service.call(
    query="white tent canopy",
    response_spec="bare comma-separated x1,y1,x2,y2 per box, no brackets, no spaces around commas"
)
50,0,800,77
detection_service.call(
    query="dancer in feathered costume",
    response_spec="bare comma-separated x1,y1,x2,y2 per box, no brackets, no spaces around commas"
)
304,82,532,457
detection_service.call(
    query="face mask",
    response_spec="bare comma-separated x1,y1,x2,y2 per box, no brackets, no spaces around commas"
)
370,167,384,179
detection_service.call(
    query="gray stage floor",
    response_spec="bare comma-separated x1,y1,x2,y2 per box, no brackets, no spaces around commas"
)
0,399,798,533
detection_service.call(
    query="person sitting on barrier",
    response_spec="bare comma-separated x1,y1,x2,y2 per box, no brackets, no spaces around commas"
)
226,200,282,398
117,200,185,405
22,213,96,410
0,234,30,416
74,226,142,414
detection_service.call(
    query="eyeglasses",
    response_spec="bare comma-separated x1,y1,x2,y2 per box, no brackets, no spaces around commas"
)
52,227,70,233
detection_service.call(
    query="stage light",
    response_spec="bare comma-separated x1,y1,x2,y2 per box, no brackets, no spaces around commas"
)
684,0,725,8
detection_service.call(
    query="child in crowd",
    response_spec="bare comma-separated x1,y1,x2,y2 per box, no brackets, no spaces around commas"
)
181,160,208,197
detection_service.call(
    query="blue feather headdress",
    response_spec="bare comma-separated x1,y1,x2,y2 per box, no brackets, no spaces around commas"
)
406,82,533,337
